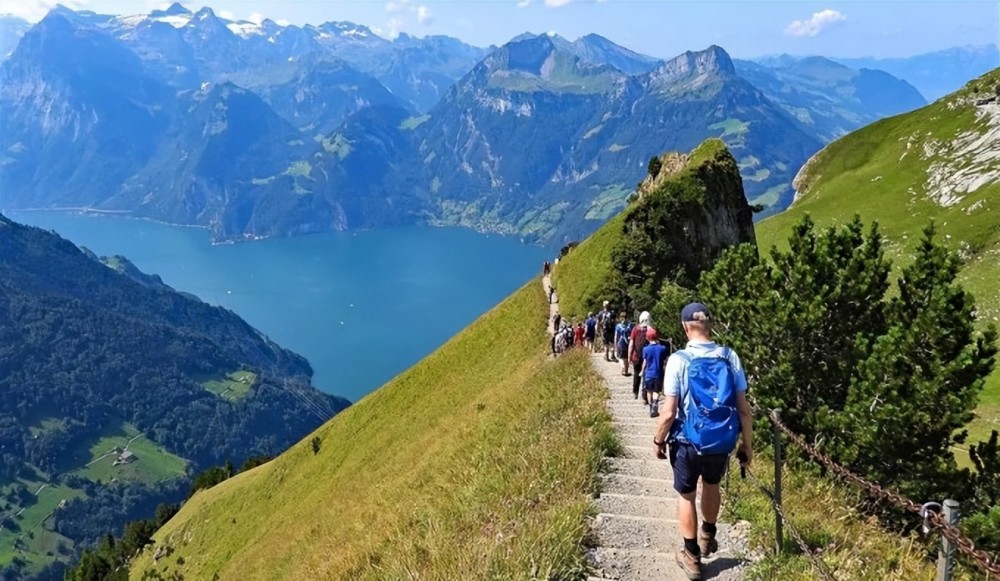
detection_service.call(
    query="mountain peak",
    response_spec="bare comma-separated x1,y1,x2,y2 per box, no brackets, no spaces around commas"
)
192,6,218,21
154,2,191,17
657,45,734,79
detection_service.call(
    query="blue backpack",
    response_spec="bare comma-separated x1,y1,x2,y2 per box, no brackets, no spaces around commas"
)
616,322,632,350
674,348,741,455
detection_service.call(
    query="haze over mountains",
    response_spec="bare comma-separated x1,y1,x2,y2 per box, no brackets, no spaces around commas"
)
1,4,988,244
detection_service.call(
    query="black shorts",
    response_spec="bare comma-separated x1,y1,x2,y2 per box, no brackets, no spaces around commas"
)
669,443,729,494
643,377,663,393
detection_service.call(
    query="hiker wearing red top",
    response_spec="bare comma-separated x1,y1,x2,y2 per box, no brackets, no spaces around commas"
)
628,311,654,399
653,303,753,580
574,322,585,347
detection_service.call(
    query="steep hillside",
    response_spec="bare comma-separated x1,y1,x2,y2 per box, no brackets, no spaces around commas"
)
756,67,1000,452
0,215,347,578
129,283,615,580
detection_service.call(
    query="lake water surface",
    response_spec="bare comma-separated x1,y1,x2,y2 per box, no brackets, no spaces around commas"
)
9,212,549,402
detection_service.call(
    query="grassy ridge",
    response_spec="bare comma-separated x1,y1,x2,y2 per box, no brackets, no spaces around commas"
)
131,282,617,580
755,69,1000,460
552,211,626,319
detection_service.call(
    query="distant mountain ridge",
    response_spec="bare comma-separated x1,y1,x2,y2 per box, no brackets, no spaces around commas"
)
753,45,1000,102
735,55,926,141
0,4,931,245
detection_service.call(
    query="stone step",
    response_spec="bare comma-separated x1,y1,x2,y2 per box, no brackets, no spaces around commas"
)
622,434,653,448
606,457,671,480
601,473,676,498
589,548,689,581
593,513,679,550
620,445,650,460
614,421,655,430
596,493,676,519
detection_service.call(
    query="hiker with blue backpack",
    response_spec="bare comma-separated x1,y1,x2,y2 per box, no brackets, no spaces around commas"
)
652,302,753,581
615,313,632,376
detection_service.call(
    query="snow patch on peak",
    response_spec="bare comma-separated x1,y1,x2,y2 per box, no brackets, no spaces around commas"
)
114,14,147,29
152,14,192,28
226,21,263,38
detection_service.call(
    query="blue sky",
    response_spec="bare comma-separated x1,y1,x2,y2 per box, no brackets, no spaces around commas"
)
3,0,998,59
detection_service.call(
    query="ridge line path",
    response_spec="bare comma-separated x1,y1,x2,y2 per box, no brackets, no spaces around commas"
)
541,275,747,580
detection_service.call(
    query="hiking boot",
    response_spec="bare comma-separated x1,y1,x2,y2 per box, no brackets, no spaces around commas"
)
649,407,659,418
698,529,718,558
675,548,702,580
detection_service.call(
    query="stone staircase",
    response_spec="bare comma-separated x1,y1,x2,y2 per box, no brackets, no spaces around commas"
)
540,274,745,579
586,351,746,581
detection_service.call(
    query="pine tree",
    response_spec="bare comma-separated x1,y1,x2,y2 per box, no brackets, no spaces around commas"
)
700,215,891,436
835,224,997,500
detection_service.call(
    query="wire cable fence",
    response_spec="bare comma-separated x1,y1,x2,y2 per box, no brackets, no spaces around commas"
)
737,402,1000,579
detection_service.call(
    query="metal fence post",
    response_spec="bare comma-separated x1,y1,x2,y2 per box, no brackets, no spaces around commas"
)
771,409,783,553
936,499,960,581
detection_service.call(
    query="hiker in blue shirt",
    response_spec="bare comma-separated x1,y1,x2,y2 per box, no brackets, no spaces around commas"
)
640,327,668,418
653,303,753,581
584,312,597,350
614,312,632,376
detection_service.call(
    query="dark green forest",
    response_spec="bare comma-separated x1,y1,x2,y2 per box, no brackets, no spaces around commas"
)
0,215,349,579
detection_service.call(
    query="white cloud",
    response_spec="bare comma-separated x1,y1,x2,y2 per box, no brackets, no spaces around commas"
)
0,0,86,22
247,11,265,24
519,0,604,8
218,9,235,20
382,0,432,33
416,5,432,24
785,9,847,38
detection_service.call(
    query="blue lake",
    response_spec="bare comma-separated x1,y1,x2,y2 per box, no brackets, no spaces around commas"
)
9,212,549,402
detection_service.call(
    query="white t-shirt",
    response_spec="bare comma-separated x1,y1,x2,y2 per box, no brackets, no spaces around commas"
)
663,340,748,442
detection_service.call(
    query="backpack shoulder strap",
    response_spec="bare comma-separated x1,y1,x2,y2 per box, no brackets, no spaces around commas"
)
674,350,693,364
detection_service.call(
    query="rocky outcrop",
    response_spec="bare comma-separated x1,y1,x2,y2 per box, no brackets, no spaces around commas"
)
622,139,756,287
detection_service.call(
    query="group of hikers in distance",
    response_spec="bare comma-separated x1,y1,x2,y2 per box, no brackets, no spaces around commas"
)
548,268,752,580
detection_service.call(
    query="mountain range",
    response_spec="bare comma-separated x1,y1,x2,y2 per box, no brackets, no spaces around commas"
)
833,44,1000,102
0,4,934,244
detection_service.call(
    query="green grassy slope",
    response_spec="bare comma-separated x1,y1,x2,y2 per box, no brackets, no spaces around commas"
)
756,68,1000,456
552,211,626,320
131,283,617,580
